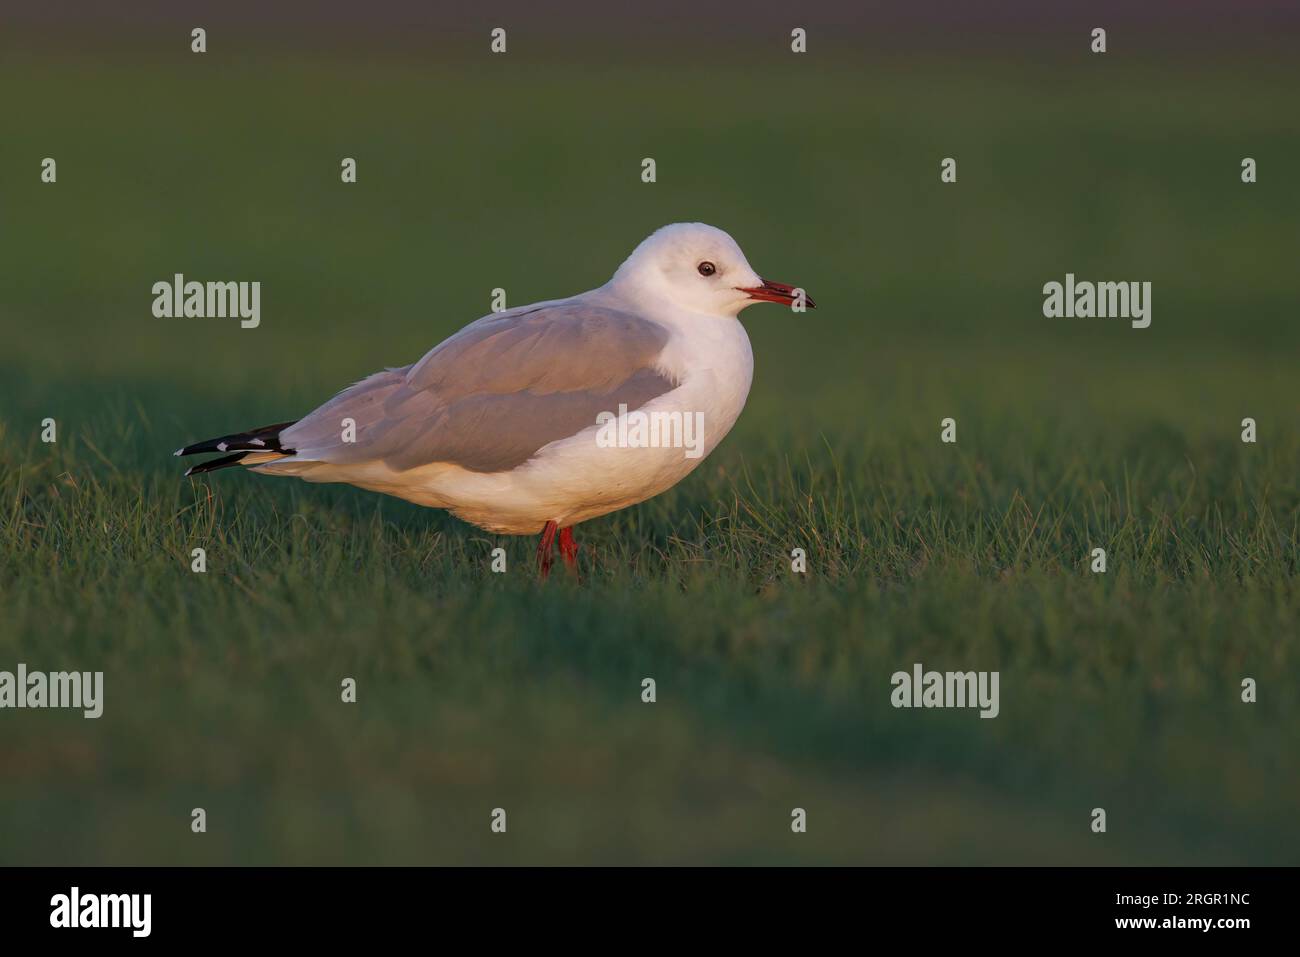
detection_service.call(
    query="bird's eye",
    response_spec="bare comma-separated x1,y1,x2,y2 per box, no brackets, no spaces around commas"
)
697,261,716,277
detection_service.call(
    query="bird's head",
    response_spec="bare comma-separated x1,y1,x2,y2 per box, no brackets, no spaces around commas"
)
610,223,815,318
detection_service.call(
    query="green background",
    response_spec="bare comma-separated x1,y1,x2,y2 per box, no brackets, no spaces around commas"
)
1,15,1297,863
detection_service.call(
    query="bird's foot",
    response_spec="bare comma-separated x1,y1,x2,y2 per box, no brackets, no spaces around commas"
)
536,520,558,579
559,526,580,575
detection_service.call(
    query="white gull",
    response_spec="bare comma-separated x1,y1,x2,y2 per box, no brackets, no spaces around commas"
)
175,223,815,574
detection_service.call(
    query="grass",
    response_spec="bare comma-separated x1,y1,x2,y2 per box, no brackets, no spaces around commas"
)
0,40,1297,864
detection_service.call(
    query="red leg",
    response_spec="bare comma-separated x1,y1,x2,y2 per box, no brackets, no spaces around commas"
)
535,520,558,578
558,526,579,572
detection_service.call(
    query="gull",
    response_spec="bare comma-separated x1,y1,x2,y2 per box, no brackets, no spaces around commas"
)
175,223,815,575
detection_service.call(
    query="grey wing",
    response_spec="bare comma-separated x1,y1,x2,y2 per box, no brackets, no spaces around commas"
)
279,300,677,474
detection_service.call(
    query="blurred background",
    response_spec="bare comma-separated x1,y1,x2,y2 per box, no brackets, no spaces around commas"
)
1,1,1297,864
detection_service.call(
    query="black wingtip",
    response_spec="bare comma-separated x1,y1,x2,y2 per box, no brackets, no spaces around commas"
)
174,420,297,458
183,451,251,476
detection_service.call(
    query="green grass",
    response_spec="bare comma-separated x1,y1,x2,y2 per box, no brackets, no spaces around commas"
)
1,45,1297,864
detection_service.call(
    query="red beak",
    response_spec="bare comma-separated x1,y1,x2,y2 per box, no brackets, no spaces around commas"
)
736,278,816,309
